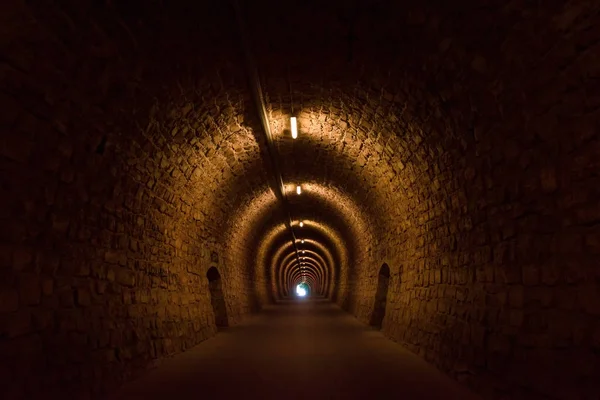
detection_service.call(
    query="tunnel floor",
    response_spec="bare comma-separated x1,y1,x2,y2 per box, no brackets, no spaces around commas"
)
112,299,478,399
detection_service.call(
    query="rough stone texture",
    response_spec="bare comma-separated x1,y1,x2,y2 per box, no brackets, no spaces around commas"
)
0,1,267,398
251,2,600,398
0,0,599,399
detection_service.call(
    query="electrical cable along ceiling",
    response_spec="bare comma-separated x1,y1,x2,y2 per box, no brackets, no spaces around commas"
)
232,0,373,300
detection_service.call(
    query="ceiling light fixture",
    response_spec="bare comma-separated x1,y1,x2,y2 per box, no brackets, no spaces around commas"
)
291,117,298,139
299,221,304,227
296,185,301,195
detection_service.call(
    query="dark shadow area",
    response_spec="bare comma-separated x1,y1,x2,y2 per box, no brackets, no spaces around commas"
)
369,263,390,329
207,267,229,328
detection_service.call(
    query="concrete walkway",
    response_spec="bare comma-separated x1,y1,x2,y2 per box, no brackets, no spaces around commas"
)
112,299,479,400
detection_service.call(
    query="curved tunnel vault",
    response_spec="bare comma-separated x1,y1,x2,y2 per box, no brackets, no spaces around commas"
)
0,0,599,399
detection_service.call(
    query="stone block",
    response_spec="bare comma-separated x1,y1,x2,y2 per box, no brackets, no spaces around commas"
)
76,288,92,307
540,168,558,193
522,264,540,286
0,289,19,313
0,134,32,163
104,251,124,265
487,333,512,355
509,286,525,308
593,324,600,349
32,309,54,331
5,309,32,338
116,269,136,287
42,278,54,296
59,290,75,308
528,287,553,308
541,263,560,285
579,284,600,316
76,264,91,277
51,213,70,234
509,309,524,327
0,244,12,268
498,263,521,284
12,247,33,270
107,268,116,282
19,273,41,305
96,281,107,294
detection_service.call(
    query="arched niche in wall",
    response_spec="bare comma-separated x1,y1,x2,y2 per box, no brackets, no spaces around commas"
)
370,263,390,329
207,267,229,328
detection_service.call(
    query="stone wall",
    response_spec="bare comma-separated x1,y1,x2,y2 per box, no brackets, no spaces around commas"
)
1,1,599,399
252,1,600,398
0,2,267,398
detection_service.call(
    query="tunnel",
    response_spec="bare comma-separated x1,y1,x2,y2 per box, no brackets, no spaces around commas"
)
0,0,599,399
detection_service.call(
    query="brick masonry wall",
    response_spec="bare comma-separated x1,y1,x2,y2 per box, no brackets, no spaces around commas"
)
254,1,600,398
0,2,270,398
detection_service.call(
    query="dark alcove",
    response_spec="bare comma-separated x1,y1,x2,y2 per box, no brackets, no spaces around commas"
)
370,263,390,329
207,267,229,328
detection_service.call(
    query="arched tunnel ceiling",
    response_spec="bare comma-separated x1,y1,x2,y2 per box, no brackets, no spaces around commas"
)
4,0,572,296
225,0,475,300
1,0,599,398
4,0,595,315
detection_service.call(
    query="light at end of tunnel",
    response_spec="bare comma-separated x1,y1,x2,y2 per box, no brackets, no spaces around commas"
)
295,284,307,297
291,117,298,139
299,221,304,227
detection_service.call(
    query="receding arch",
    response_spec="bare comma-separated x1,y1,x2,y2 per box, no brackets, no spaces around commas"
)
369,263,390,329
207,267,229,328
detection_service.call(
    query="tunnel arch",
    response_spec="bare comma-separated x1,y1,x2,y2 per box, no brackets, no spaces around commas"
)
280,249,330,295
283,257,326,297
0,1,598,399
265,220,349,302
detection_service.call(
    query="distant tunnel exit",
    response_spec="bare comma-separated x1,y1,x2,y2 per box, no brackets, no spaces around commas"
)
295,282,310,297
